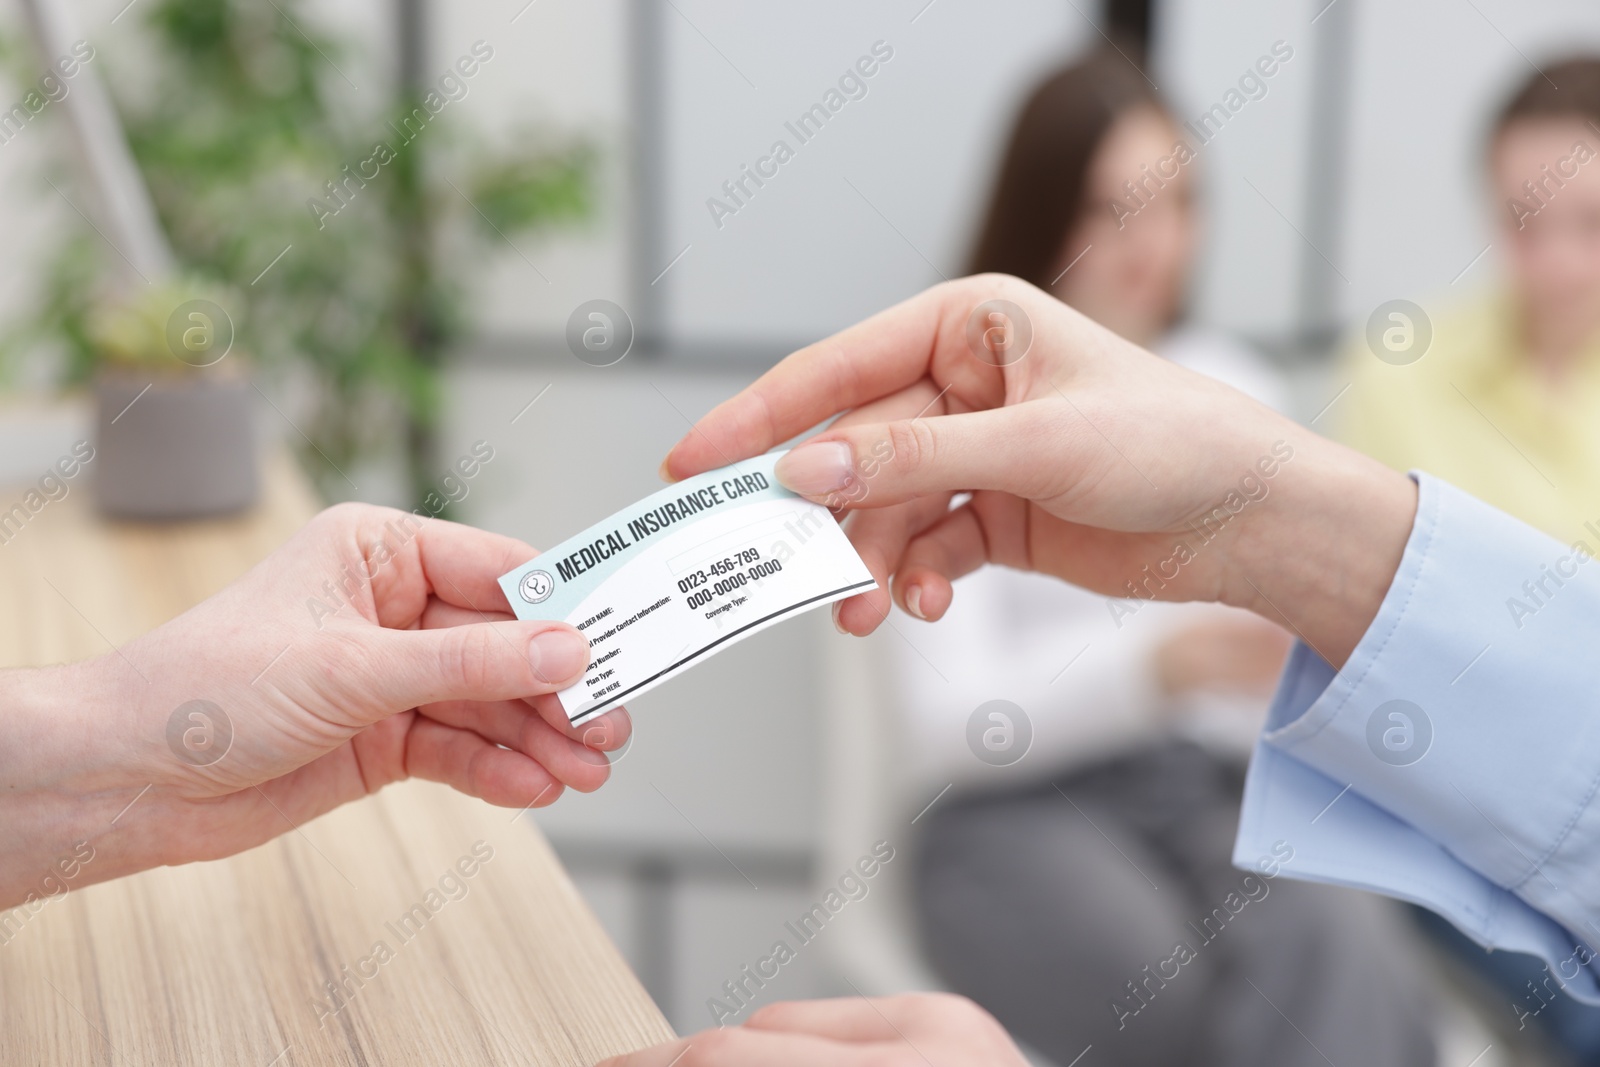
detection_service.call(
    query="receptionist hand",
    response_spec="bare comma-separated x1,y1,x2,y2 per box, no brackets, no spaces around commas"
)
663,274,1416,670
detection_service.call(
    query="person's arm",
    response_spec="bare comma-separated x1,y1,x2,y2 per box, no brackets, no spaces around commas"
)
0,504,628,910
1236,472,1600,1000
662,274,1415,664
659,274,1600,994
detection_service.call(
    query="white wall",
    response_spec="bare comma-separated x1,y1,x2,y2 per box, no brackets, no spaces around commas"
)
433,0,633,337
654,0,1088,351
1157,0,1316,339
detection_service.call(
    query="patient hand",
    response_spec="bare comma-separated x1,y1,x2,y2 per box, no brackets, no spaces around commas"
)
599,994,1029,1067
0,503,628,910
663,274,1416,667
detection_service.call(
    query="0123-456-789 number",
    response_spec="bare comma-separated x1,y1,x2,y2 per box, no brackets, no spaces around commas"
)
677,548,785,610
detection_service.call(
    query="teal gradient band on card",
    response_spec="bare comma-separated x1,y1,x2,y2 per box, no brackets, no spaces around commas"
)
499,452,794,622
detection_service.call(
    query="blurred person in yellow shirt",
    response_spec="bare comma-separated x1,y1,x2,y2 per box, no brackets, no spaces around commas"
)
1340,57,1600,546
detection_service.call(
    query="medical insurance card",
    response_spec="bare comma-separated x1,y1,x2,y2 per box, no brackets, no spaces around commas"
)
498,451,876,725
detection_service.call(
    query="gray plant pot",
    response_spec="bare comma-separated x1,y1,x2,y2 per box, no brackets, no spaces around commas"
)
93,368,260,520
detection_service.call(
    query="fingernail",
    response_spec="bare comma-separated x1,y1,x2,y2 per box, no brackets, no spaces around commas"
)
530,630,588,683
658,455,674,482
832,601,848,635
905,585,926,619
775,441,854,497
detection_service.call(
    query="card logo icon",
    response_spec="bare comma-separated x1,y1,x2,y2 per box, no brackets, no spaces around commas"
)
519,569,555,604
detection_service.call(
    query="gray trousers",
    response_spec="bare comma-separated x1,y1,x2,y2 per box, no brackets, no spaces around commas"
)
914,741,1437,1067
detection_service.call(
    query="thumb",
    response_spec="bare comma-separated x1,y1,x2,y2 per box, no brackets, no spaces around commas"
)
357,620,590,714
774,405,1051,510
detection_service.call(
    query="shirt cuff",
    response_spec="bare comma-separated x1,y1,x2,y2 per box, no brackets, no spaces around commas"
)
1235,472,1600,1002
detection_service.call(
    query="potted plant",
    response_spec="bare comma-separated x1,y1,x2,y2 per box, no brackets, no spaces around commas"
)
88,280,258,519
5,0,597,510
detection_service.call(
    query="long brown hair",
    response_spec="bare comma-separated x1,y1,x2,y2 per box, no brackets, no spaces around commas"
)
967,46,1162,287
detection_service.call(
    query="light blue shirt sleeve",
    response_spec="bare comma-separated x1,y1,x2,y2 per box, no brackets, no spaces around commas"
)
1235,472,1600,1002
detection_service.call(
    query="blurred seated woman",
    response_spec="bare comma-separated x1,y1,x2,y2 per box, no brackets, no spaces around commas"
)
897,47,1438,1067
1338,55,1600,1060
